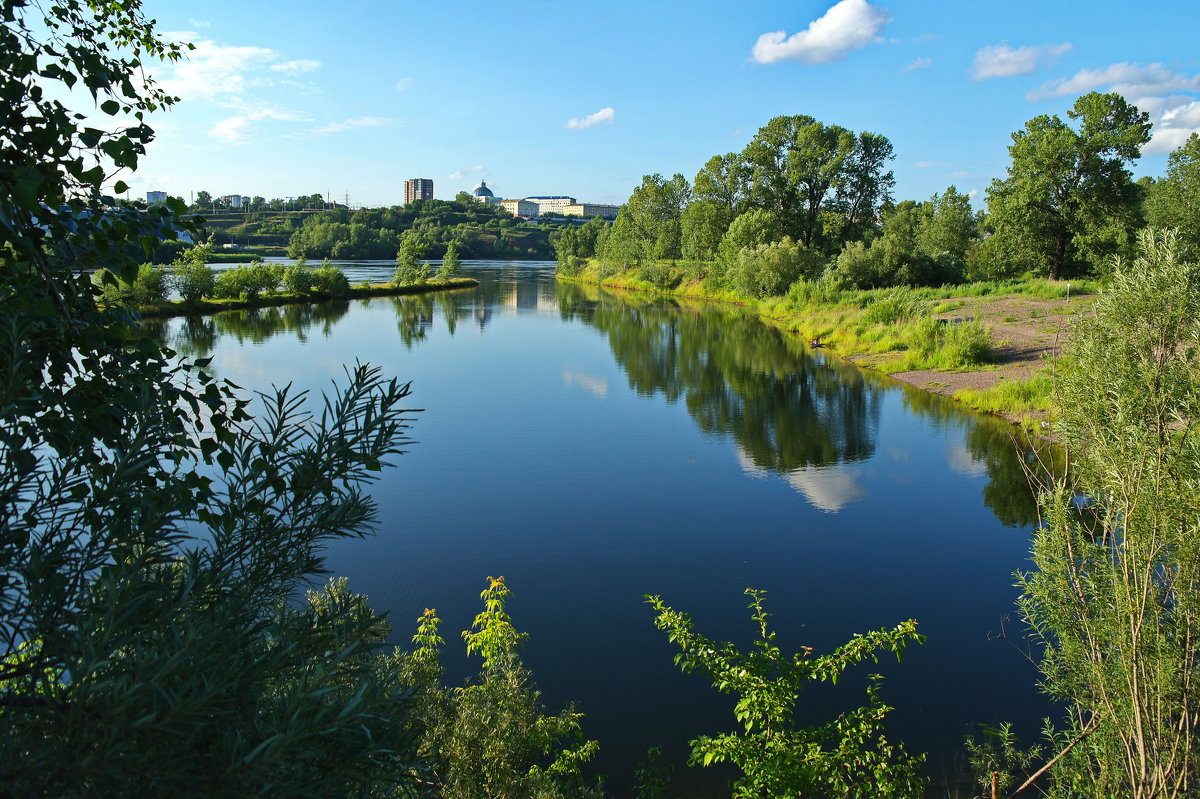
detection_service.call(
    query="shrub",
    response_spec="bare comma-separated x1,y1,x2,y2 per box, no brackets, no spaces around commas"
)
172,259,216,303
311,265,350,297
640,260,676,290
281,263,313,294
211,263,280,300
92,264,170,306
786,275,843,307
729,238,824,298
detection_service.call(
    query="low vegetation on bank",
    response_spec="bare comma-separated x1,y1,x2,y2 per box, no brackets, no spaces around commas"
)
94,249,477,319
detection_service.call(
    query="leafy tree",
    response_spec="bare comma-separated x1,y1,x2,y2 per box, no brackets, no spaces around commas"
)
916,185,978,263
693,152,750,216
1144,132,1200,252
1019,229,1200,797
394,231,430,285
985,92,1150,279
648,589,926,798
741,115,894,253
194,190,213,210
0,3,425,794
599,174,690,266
680,199,733,262
436,239,460,280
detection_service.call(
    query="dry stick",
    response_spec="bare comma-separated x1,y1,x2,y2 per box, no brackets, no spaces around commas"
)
1007,713,1101,798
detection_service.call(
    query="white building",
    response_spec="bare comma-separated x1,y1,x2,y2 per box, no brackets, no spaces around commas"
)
502,198,539,217
146,190,168,205
523,195,577,216
563,203,619,219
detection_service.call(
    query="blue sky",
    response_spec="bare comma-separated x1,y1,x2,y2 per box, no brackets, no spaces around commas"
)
126,0,1200,209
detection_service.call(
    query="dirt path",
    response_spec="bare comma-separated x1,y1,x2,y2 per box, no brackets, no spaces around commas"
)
881,293,1089,413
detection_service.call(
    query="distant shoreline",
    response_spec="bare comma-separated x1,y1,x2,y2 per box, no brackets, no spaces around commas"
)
133,277,479,319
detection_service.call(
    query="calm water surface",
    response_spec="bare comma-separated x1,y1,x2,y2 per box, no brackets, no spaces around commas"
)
150,260,1053,795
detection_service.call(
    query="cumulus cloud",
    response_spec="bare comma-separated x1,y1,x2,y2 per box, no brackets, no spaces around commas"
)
970,42,1072,81
188,19,212,28
448,165,485,180
395,77,414,91
750,0,891,65
159,39,278,100
1025,62,1200,154
270,59,321,75
313,116,391,134
566,107,615,130
1026,62,1200,101
904,57,933,72
209,116,253,143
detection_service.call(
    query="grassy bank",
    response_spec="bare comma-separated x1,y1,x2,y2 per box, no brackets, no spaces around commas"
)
133,277,479,319
559,260,1093,428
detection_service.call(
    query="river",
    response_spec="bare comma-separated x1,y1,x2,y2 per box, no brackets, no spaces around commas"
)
147,259,1053,796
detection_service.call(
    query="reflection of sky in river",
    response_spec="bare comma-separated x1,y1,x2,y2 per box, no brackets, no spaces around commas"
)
149,260,1052,798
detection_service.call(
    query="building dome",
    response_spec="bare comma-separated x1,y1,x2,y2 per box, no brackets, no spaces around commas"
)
472,180,494,198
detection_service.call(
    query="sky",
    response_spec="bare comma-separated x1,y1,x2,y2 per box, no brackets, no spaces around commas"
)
121,0,1200,209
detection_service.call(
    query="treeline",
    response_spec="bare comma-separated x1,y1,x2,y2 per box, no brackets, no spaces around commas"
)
284,198,559,261
558,94,1200,296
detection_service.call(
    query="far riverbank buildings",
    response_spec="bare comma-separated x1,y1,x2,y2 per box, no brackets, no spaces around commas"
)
404,178,434,205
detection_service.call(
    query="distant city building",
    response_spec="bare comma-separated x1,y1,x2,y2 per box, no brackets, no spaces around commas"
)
524,196,577,216
224,194,251,209
563,203,619,219
146,190,168,205
472,180,501,205
405,178,434,204
501,198,539,217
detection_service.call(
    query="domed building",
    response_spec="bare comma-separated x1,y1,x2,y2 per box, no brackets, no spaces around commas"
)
471,180,501,205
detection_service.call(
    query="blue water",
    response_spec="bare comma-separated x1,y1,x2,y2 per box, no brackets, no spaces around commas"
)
151,260,1051,796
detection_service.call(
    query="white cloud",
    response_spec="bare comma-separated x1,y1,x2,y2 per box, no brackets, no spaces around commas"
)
160,39,277,101
313,116,391,134
210,116,253,143
904,57,933,72
448,165,485,179
1024,62,1200,154
270,59,321,75
750,0,891,65
970,42,1072,81
395,77,414,91
1026,62,1200,101
187,19,212,28
566,107,615,130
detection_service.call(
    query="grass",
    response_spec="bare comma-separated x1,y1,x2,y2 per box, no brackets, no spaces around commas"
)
954,371,1055,425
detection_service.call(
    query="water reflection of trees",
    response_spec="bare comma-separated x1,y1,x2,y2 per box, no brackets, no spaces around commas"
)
558,281,882,471
559,280,1049,525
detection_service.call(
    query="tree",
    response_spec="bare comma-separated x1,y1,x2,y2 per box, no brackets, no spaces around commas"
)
194,189,213,210
394,231,430,285
740,115,894,253
1019,229,1200,797
436,239,460,280
917,185,978,263
693,152,749,216
1144,132,1200,252
0,3,425,794
985,92,1150,279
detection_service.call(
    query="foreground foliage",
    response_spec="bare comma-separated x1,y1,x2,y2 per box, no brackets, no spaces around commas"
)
648,590,927,798
1020,229,1200,797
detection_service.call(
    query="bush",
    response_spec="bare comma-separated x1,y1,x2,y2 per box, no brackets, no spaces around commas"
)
172,259,216,303
211,263,281,299
281,263,313,294
640,260,676,290
311,264,350,297
786,275,843,306
92,264,170,306
729,238,824,298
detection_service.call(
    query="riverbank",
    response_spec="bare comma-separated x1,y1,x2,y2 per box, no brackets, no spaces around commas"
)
134,277,479,319
557,265,1095,432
